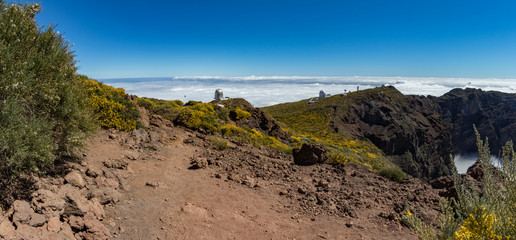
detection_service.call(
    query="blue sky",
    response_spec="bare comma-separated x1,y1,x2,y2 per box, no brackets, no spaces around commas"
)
20,0,516,79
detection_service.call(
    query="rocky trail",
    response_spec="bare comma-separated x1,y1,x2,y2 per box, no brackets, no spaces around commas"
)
0,115,444,240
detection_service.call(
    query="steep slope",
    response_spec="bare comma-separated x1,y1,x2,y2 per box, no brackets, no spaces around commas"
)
264,86,454,180
264,86,516,180
436,88,516,154
331,87,454,179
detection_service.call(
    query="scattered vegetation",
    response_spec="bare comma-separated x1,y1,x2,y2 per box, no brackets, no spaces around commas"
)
404,127,516,239
263,92,394,170
378,166,406,182
135,97,291,153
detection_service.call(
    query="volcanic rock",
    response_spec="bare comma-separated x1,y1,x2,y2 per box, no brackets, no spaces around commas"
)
293,144,327,166
31,189,66,218
64,170,86,188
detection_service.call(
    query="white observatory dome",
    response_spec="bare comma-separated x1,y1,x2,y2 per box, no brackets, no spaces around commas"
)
215,89,224,101
319,90,326,99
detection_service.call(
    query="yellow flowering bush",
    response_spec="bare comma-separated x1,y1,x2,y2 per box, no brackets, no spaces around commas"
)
83,79,139,131
230,107,252,120
454,208,503,240
404,127,515,240
176,102,220,131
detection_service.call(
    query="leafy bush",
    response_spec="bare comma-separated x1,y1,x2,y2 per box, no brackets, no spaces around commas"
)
404,127,516,239
230,107,251,120
176,102,220,132
328,150,352,165
83,78,140,131
210,137,228,150
378,166,406,182
136,97,291,153
0,1,94,177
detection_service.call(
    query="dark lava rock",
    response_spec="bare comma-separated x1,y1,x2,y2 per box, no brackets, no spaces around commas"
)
332,86,454,179
293,144,327,166
466,160,484,181
436,88,516,154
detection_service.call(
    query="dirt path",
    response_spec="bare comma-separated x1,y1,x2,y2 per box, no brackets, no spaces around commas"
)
81,127,423,240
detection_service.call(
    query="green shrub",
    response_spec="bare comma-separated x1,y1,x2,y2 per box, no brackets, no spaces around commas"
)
0,1,94,177
210,137,228,150
378,166,406,182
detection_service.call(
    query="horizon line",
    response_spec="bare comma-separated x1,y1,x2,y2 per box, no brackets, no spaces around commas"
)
98,75,516,81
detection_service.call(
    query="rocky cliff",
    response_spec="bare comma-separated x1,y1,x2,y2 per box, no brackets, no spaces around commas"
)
436,88,516,154
331,87,454,179
264,86,516,180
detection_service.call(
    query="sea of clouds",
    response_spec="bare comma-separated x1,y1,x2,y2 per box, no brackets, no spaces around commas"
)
102,76,516,108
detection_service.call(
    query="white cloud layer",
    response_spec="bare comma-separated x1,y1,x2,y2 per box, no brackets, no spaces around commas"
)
102,76,516,108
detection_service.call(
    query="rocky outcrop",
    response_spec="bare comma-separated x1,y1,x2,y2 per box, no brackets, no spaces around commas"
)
0,150,129,240
436,88,516,154
331,87,454,179
293,144,328,166
430,160,486,198
224,98,290,142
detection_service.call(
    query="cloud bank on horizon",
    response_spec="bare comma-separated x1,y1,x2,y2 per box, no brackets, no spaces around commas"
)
102,76,516,108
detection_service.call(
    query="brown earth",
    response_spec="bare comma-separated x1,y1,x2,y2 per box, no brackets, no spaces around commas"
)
0,117,443,240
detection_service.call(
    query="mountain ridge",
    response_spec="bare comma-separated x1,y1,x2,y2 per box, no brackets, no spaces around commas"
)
263,86,516,180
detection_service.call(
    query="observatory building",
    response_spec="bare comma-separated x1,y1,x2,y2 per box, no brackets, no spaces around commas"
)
319,90,326,99
214,89,224,101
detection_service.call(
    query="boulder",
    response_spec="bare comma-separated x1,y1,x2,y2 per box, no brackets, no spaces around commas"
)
189,157,208,169
12,200,34,225
130,128,149,144
59,184,90,216
68,215,85,230
82,213,110,240
0,219,15,238
28,213,46,227
95,177,120,189
103,159,128,169
64,170,86,188
86,166,103,178
89,198,105,220
150,114,173,128
31,189,66,218
47,216,61,232
89,187,121,205
293,144,327,166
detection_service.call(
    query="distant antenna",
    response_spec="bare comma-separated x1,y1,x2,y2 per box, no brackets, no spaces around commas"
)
214,89,224,101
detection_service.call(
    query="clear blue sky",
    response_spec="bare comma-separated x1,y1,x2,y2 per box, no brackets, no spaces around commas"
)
19,0,516,79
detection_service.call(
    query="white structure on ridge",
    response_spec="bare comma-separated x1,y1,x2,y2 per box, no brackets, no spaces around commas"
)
214,89,224,101
319,90,326,99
